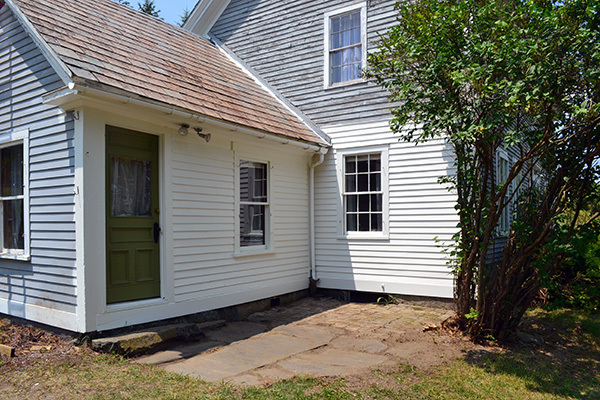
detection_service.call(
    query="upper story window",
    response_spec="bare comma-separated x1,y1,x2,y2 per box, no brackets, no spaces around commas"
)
0,130,30,260
324,3,367,88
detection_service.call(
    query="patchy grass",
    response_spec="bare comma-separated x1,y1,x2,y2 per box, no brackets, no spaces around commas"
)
1,309,598,400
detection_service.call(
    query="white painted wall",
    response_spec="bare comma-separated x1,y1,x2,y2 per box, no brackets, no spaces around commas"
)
314,120,458,298
0,5,77,331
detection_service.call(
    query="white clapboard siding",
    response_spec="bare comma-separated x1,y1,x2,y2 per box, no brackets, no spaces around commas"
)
210,0,398,127
169,135,311,304
314,121,458,298
0,6,77,319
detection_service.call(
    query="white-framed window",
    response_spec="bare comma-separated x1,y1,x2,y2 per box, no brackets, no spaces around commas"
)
497,150,511,234
238,159,270,250
324,3,367,88
0,129,30,260
337,146,389,239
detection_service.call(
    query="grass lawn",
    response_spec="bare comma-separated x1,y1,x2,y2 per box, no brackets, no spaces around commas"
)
1,309,598,400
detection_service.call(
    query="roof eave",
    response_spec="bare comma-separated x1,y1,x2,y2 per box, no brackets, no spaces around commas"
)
43,81,329,152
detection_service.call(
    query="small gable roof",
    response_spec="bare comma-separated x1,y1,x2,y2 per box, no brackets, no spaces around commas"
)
6,0,327,146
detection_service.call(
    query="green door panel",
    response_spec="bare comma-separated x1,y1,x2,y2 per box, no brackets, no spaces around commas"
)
106,126,160,304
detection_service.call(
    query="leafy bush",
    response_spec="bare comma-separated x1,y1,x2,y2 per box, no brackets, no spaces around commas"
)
541,211,600,312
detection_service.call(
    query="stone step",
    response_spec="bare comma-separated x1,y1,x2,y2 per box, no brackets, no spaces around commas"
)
92,320,226,356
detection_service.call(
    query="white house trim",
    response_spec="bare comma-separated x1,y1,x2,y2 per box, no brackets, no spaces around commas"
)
4,0,73,85
336,145,390,240
183,0,232,38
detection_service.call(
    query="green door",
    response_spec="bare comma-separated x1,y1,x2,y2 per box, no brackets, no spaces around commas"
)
106,126,160,304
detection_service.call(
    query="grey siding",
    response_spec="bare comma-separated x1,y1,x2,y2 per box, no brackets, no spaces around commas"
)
210,0,397,127
0,6,76,315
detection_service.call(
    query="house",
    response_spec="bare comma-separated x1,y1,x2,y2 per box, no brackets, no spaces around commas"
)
185,1,459,298
0,0,457,334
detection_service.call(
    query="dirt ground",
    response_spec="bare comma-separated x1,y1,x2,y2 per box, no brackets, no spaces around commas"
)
0,318,95,371
0,297,489,376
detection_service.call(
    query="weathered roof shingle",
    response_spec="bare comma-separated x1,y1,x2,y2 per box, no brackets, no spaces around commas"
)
10,0,326,145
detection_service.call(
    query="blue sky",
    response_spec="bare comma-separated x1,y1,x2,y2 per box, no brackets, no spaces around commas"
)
139,0,198,26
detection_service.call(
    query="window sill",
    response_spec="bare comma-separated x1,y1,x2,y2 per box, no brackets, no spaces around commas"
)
233,248,276,258
338,233,390,241
0,253,30,261
325,78,366,90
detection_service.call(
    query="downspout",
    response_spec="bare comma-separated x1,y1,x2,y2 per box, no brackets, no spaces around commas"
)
310,150,326,290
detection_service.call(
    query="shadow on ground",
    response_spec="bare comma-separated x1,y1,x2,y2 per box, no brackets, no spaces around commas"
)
464,311,600,400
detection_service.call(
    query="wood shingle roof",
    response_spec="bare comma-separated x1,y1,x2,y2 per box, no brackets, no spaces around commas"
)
9,0,327,146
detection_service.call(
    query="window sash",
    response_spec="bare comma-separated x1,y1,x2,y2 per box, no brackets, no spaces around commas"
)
0,143,25,253
239,160,269,248
326,6,365,86
343,153,383,232
498,155,511,233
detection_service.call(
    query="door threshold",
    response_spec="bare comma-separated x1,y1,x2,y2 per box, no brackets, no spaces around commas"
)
105,297,167,313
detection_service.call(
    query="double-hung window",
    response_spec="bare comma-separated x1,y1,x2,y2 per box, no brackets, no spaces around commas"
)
497,151,511,234
0,130,29,259
239,160,269,248
338,147,389,238
324,4,367,87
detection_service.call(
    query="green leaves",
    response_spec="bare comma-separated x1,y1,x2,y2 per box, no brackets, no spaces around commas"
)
366,0,600,340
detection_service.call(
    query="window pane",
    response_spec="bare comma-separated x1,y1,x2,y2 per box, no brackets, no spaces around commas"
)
346,194,357,213
345,174,356,192
357,155,369,172
370,155,381,171
240,161,267,202
341,14,351,30
351,27,361,45
240,204,265,247
342,48,352,64
332,66,342,83
331,32,340,50
331,50,342,67
351,63,361,80
3,199,23,250
347,213,357,231
345,156,356,173
110,157,151,217
358,213,369,231
370,172,381,191
331,16,340,33
353,45,362,62
341,28,351,47
342,64,351,82
1,145,23,197
371,194,382,211
371,213,383,231
351,11,361,28
358,173,368,191
358,194,370,212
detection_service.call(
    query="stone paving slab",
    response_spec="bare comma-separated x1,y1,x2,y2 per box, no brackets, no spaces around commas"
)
134,340,223,365
164,331,331,382
147,297,466,385
278,347,388,377
203,321,267,344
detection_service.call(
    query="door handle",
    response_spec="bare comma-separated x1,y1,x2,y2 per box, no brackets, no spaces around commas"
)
153,222,161,244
